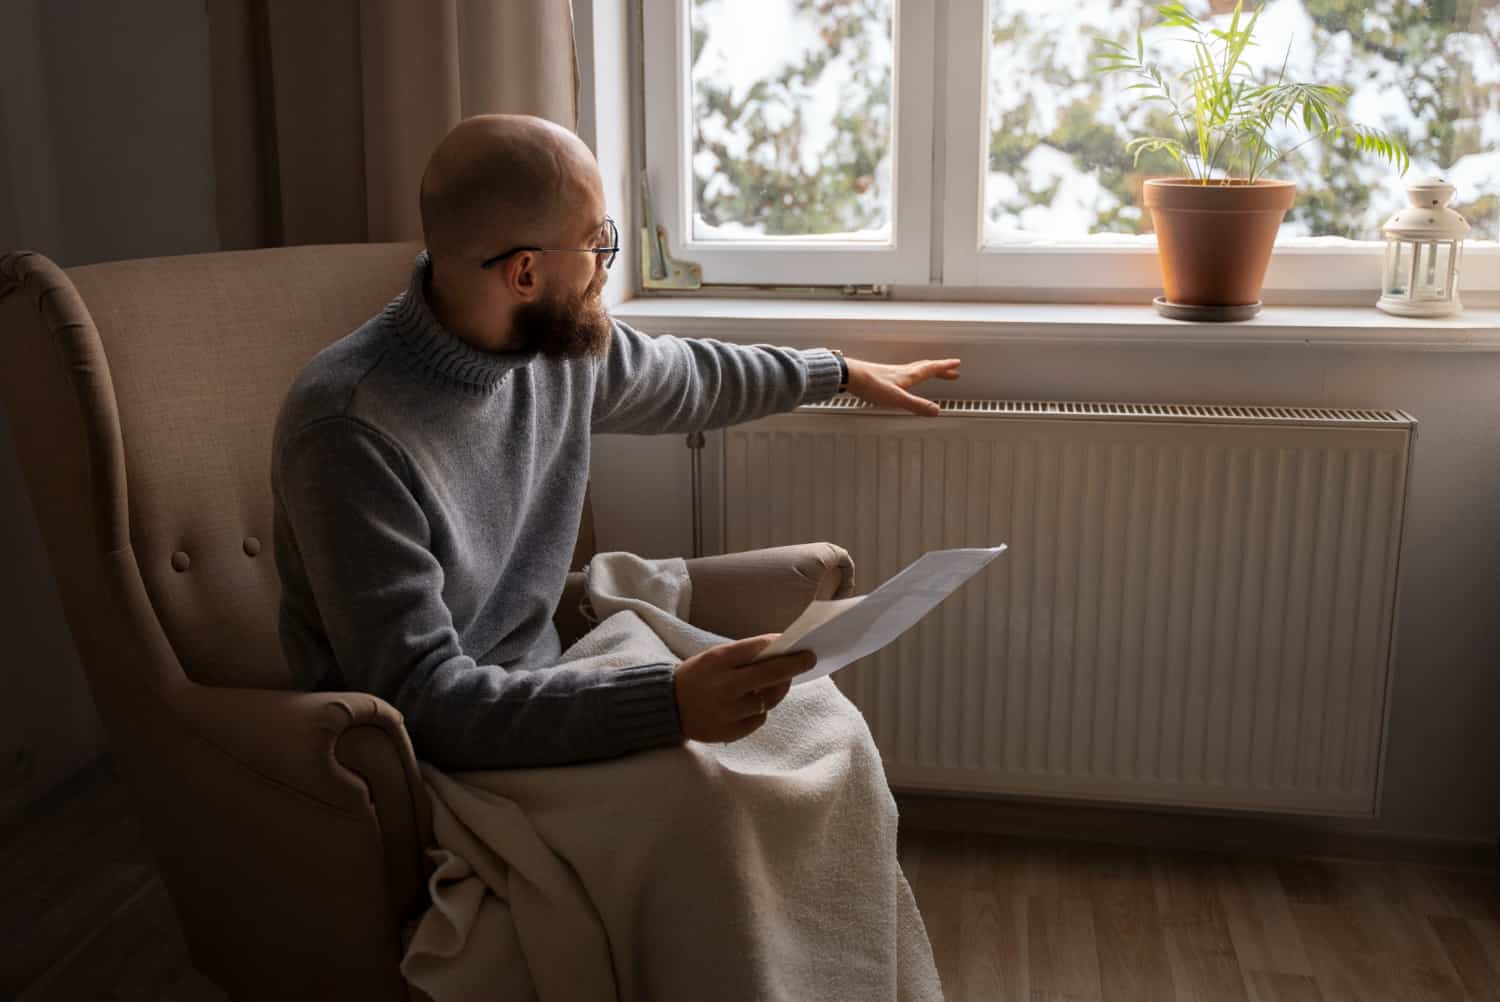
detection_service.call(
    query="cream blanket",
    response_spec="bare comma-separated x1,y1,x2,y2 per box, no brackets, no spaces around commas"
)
401,552,943,1002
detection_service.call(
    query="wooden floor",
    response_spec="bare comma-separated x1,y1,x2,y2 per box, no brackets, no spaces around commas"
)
1,759,225,1002
899,828,1500,1002
6,758,1499,1002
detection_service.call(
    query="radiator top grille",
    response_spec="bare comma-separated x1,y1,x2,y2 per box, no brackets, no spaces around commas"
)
803,394,1414,428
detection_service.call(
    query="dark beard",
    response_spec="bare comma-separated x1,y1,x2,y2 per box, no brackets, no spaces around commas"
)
511,276,611,359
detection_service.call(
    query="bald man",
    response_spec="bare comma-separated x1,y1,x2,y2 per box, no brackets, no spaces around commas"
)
271,115,961,769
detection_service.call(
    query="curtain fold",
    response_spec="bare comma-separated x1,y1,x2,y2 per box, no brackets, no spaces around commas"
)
208,0,579,249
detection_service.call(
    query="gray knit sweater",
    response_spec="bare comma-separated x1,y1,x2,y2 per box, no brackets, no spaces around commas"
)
271,253,842,770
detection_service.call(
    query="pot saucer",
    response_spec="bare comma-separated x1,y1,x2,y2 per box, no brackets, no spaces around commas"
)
1153,297,1262,322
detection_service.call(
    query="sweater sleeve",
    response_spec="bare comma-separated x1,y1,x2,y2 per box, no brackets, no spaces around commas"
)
591,318,843,434
275,416,683,770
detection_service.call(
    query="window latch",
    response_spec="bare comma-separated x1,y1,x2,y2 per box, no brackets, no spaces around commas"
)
640,173,703,291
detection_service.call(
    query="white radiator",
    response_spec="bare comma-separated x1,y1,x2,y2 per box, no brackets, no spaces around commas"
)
719,398,1415,817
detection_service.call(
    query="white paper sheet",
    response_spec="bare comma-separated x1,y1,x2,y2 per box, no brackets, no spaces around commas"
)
758,544,1008,684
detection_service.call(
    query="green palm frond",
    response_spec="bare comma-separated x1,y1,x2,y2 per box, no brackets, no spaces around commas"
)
1126,136,1189,170
1091,0,1409,184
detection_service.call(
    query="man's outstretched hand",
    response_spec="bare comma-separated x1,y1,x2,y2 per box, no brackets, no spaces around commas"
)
845,357,962,417
674,634,813,744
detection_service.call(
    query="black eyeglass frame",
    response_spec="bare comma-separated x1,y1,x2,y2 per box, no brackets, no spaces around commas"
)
480,215,619,271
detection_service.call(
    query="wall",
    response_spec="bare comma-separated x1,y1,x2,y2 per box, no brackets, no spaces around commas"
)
24,0,220,265
0,0,65,262
592,328,1500,846
0,0,222,815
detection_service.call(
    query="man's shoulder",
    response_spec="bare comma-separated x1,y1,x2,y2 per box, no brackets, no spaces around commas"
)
272,310,406,459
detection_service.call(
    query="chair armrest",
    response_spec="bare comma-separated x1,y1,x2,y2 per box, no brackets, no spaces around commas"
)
170,686,419,813
119,681,433,1000
167,684,432,920
685,542,855,638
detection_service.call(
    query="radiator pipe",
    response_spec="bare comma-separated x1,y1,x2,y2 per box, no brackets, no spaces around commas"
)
687,431,706,558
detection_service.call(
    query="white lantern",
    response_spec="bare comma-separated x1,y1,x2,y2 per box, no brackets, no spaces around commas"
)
1377,174,1469,318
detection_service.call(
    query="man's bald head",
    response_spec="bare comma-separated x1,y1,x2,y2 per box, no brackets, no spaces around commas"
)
419,114,601,267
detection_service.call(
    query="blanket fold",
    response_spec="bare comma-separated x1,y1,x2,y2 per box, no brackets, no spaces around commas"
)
401,551,943,1002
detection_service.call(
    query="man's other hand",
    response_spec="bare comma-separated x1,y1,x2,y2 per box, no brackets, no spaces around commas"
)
673,634,813,743
846,357,961,417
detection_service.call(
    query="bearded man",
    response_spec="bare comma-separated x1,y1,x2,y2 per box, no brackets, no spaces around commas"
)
271,114,961,770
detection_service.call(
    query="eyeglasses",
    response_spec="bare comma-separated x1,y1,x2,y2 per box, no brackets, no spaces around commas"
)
480,215,619,271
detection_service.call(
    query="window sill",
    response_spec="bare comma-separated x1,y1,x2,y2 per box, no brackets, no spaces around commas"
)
612,298,1500,351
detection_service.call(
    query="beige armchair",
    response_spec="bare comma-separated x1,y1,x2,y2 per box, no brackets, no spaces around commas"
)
0,244,855,1002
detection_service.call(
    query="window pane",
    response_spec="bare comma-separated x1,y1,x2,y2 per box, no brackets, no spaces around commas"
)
985,0,1500,245
689,0,895,241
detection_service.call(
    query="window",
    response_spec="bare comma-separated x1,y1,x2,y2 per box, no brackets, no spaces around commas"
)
643,0,934,285
643,0,1500,294
689,0,894,242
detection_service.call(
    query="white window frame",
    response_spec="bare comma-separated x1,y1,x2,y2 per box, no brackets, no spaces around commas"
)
940,0,1500,296
644,0,1500,297
641,0,935,286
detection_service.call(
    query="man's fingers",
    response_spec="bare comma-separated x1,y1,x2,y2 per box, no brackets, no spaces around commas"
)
734,679,792,719
897,389,942,417
909,359,961,381
742,651,816,689
720,712,768,743
761,680,793,710
710,633,779,666
732,689,769,719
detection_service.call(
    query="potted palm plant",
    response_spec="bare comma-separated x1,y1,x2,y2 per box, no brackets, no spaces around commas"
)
1097,1,1410,319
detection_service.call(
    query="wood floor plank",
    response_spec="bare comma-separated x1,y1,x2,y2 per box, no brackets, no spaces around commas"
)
1274,859,1342,907
971,834,1064,902
0,765,143,912
905,833,966,994
1466,917,1500,989
1244,971,1325,1002
1027,894,1102,1002
1288,901,1387,1002
16,876,222,1002
1291,889,1467,1002
1373,910,1468,1002
1154,853,1251,1002
1217,858,1315,977
158,970,233,1002
1401,865,1500,923
911,829,970,892
1084,845,1177,1002
0,759,158,999
0,860,154,998
957,889,1026,1002
1337,863,1468,1002
1430,916,1500,1002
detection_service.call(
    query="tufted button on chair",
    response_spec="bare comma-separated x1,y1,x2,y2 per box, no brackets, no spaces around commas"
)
0,244,855,1002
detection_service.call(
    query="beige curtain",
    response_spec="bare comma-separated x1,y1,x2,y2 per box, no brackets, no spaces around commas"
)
206,0,579,249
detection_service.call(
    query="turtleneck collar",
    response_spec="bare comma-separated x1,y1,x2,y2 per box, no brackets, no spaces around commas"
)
386,251,538,395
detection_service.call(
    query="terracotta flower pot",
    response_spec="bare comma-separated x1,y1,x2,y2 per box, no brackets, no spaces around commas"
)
1143,178,1297,307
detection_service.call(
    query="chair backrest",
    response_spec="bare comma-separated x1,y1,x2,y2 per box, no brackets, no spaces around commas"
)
0,244,597,692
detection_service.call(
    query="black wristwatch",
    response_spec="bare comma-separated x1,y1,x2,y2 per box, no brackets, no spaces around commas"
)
830,348,848,392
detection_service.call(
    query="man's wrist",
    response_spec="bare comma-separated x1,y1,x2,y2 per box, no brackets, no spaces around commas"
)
830,349,849,393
